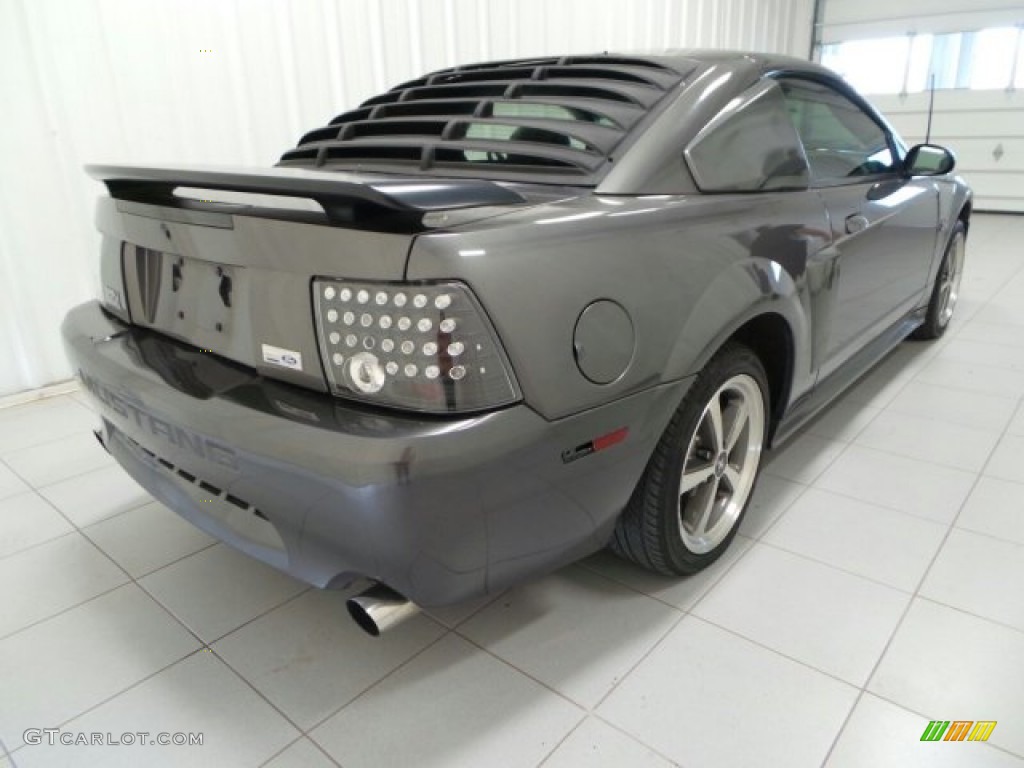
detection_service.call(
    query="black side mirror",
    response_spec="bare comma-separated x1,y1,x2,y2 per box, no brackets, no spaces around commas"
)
905,144,956,176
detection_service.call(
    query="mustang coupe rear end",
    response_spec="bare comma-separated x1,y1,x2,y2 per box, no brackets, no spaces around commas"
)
64,51,970,633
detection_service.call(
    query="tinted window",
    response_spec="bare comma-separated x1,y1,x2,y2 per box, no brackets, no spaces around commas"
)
461,123,589,162
491,102,616,127
780,79,897,182
685,80,809,193
458,104,611,163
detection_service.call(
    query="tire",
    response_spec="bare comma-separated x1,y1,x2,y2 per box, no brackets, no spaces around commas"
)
611,342,769,575
911,221,966,341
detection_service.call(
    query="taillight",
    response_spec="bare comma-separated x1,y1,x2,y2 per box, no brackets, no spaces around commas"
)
312,278,520,413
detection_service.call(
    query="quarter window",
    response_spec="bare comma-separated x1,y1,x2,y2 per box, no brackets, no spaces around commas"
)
684,80,809,193
779,79,898,183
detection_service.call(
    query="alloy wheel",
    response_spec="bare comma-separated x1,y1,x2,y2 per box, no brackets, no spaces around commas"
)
937,231,966,327
678,374,765,554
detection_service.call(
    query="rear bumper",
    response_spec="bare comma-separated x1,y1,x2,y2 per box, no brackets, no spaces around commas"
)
62,301,688,606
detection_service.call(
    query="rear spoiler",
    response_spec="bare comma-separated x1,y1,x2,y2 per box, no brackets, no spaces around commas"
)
86,163,527,225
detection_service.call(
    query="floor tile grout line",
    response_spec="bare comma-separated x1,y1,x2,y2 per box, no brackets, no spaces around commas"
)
913,594,1024,638
0,737,15,766
430,587,509,632
192,645,309,745
795,482,965,529
441,554,741,718
9,641,317,766
0,434,121,487
816,479,1011,765
163,578,314,649
907,369,1024,401
126,570,323,744
909,374,1017,605
535,709,688,768
0,411,96,442
589,712,691,768
0,447,116,492
0,490,76,561
771,477,957,530
257,734,343,768
803,396,886,445
851,689,1024,762
200,584,479,747
100,573,315,750
532,711,590,768
884,374,1024,408
586,536,761,715
761,347,933,490
859,403,1014,441
76,520,221,581
0,538,137,643
799,612,898,768
954,519,1024,548
5,518,318,759
573,532,757,617
28,461,151,501
763,429,852,485
751,537,924,597
746,476,815,543
0,461,192,564
817,255,1024,768
806,419,1000,476
78,520,222,578
449,628,595,711
943,522,1024,549
4,649,204,756
300,629,455,740
686,613,866,690
6,472,154,553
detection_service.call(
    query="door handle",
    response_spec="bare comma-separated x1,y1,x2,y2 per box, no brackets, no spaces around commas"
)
845,214,869,235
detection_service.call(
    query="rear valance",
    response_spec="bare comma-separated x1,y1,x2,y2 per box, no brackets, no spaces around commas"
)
86,163,527,225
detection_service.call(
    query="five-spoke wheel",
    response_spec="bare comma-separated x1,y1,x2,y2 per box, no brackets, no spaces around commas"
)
612,342,768,574
678,374,765,555
913,221,967,340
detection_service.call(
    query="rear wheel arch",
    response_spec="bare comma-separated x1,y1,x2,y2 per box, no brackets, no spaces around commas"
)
727,313,795,441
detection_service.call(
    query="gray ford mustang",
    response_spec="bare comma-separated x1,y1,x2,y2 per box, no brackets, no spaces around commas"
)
63,50,971,635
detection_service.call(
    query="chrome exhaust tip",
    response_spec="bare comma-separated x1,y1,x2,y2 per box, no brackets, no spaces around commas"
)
346,584,419,637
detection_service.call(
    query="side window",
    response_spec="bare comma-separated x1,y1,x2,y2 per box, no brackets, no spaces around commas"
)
779,78,898,182
684,80,809,193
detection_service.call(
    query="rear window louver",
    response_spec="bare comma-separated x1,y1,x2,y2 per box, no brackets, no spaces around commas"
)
279,54,693,185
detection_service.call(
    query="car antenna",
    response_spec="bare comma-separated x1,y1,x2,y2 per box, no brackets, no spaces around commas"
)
925,72,936,143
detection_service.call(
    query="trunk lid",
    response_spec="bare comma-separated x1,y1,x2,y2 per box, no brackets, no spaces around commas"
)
89,164,533,392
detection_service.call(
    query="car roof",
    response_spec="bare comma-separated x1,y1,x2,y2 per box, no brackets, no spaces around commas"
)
634,49,833,78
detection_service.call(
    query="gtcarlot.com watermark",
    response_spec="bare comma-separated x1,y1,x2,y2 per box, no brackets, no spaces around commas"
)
23,729,203,747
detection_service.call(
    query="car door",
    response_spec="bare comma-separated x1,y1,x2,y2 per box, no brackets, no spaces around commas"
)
777,77,940,380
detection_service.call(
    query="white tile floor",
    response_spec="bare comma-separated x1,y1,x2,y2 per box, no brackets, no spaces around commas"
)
1,213,1023,767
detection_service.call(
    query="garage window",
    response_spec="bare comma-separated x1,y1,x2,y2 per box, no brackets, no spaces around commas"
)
822,26,1024,93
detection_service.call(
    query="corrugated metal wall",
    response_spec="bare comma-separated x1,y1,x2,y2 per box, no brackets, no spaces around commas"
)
0,0,813,397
